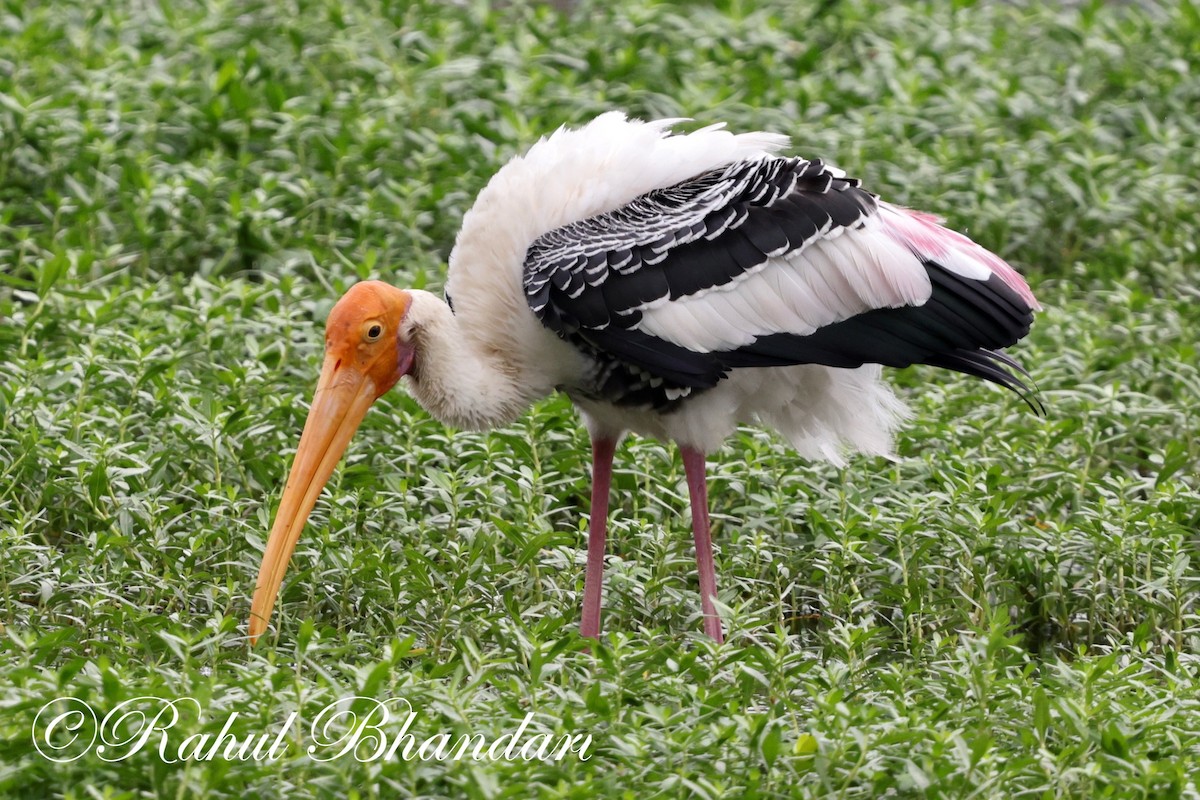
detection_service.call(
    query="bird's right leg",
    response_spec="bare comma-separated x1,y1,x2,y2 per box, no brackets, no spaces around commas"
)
580,435,616,639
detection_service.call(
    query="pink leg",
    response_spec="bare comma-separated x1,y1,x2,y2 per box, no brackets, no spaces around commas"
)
580,436,616,639
681,446,724,643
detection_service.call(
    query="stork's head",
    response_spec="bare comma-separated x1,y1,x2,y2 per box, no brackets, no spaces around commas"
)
248,280,415,644
321,281,416,398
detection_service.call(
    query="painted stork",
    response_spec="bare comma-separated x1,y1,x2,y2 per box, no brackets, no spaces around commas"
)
248,113,1039,645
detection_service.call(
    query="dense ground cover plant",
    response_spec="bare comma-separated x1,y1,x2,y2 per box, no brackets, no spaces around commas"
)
1,1,1197,796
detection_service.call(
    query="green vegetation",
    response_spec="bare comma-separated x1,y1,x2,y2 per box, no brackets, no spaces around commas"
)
1,0,1198,797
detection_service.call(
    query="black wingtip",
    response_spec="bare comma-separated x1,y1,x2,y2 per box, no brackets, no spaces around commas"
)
925,348,1045,416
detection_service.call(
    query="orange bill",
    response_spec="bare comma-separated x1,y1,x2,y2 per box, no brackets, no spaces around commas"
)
248,354,378,644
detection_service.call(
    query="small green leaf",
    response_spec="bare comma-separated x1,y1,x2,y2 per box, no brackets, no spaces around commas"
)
793,733,818,756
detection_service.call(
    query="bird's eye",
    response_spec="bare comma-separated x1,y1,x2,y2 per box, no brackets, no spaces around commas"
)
365,323,383,342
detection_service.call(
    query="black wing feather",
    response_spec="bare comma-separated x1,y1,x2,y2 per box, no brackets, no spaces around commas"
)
523,155,1038,411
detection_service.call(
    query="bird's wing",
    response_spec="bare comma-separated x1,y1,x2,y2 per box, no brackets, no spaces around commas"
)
524,156,1039,410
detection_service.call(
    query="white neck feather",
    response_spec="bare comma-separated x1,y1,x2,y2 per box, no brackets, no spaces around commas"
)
401,290,545,431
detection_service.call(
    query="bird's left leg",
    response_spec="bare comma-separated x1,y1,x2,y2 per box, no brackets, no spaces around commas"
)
680,446,724,643
580,435,616,639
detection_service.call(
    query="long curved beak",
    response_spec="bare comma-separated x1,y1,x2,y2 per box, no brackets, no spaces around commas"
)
248,354,377,644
